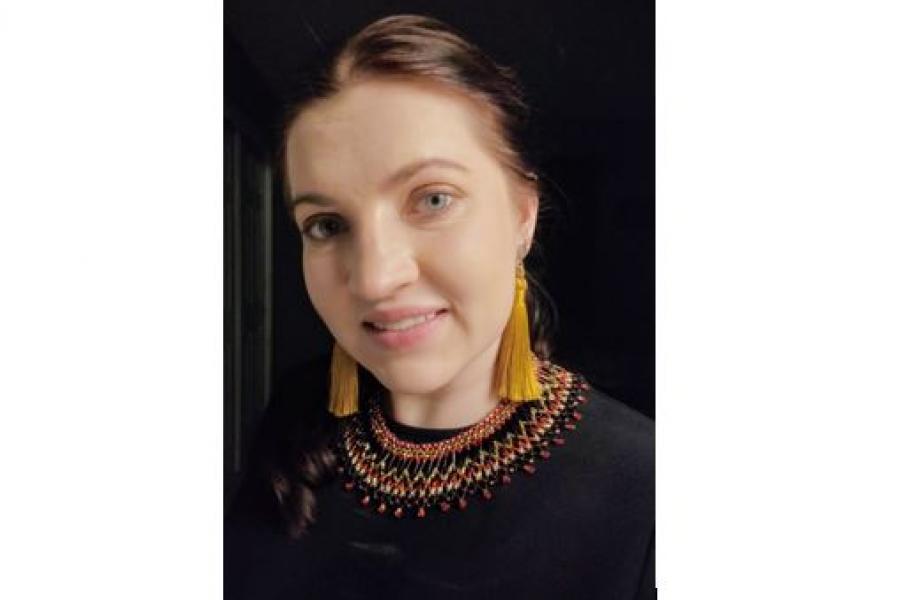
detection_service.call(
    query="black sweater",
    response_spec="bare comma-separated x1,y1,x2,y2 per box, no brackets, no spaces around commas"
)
225,359,655,599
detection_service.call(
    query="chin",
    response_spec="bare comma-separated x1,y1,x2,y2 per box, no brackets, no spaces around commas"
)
363,353,457,396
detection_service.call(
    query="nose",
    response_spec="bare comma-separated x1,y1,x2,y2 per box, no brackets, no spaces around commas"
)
345,216,419,302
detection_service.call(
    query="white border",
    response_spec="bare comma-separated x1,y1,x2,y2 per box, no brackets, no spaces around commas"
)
1,2,222,598
658,0,900,597
1,1,898,597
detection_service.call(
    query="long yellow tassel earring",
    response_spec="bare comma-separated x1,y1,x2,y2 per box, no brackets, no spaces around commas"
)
328,342,359,417
495,262,543,402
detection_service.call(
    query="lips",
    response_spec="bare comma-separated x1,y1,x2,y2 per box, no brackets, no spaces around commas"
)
366,310,443,332
363,308,449,351
362,306,448,327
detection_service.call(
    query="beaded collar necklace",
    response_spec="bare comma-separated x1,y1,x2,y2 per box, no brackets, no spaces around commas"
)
334,360,589,519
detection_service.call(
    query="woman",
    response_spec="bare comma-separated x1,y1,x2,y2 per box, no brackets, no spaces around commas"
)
225,14,654,599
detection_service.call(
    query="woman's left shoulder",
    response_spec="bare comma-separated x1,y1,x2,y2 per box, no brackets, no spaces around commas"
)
554,362,655,484
583,384,654,457
544,361,654,591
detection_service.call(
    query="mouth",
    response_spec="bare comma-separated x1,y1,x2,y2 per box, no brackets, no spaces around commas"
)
363,309,448,332
362,309,449,350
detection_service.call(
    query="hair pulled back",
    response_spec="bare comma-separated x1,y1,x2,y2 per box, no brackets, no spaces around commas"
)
251,14,558,539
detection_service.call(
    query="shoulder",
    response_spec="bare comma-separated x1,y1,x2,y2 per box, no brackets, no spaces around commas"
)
583,385,654,464
226,355,337,523
556,362,654,496
540,361,654,583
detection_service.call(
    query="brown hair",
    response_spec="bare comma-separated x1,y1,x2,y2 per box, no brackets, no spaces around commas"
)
263,14,558,539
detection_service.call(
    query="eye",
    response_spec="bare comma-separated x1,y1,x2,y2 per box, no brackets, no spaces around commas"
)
415,191,455,214
302,215,346,241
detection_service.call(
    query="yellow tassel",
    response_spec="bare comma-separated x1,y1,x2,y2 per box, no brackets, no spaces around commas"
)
495,263,543,402
329,342,359,417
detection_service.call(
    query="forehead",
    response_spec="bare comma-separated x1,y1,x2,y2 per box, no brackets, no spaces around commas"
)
285,78,499,194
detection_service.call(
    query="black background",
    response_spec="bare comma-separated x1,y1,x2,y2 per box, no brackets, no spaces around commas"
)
225,0,654,418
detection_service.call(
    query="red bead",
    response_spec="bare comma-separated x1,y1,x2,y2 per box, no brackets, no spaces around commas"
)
540,449,551,459
564,422,576,431
417,507,427,518
458,497,468,510
343,481,354,492
522,463,536,475
439,501,452,512
552,437,566,446
573,411,583,421
482,489,493,501
377,503,387,514
394,507,404,518
360,495,371,507
501,474,512,485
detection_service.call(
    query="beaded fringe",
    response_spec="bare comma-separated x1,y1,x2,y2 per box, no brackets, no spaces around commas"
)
335,360,590,519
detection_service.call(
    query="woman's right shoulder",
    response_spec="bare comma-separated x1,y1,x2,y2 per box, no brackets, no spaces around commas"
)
226,355,337,524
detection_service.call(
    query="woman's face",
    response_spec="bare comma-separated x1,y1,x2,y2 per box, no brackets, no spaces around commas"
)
285,78,537,396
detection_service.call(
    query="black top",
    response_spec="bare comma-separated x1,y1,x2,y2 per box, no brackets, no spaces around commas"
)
225,359,655,599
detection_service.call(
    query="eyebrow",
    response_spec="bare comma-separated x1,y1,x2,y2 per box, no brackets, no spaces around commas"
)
289,157,469,209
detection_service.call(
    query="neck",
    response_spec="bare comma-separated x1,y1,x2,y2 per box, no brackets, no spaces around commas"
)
386,338,501,429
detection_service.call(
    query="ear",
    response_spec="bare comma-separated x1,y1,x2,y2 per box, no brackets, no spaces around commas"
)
516,186,539,257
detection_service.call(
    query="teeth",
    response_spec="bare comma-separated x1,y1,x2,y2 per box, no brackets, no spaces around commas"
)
371,311,439,331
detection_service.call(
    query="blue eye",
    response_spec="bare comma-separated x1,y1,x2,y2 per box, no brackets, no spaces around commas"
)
303,215,345,241
417,191,454,213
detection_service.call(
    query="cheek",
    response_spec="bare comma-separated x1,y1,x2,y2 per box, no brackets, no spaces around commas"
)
302,252,347,330
428,200,518,328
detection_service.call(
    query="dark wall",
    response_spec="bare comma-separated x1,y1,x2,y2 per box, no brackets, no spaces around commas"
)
225,0,654,418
